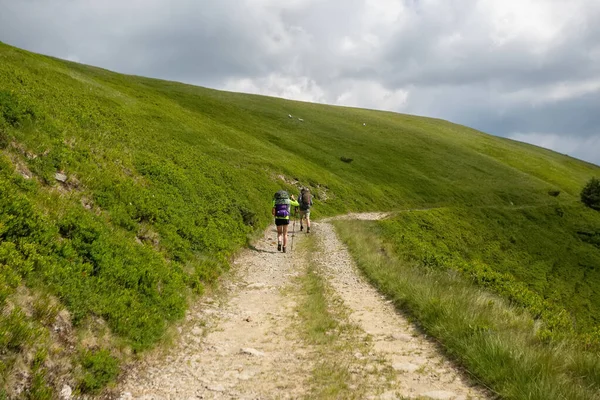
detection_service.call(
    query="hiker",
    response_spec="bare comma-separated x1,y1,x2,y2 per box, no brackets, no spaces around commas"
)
272,190,300,253
298,187,313,233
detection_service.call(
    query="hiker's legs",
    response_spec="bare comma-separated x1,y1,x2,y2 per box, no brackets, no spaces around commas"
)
300,210,310,230
302,210,311,232
277,225,284,245
282,224,289,247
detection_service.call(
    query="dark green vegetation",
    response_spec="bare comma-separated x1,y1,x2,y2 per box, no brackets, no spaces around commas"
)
581,177,600,211
0,40,599,397
335,220,600,399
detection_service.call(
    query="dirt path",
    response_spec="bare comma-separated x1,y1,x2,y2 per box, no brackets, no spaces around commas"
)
116,215,488,400
117,227,312,399
313,218,487,400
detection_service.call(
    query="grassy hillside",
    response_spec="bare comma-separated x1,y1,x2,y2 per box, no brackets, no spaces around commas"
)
0,41,599,397
377,205,600,335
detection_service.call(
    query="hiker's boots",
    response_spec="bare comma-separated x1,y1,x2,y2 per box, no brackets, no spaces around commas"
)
277,243,282,251
307,227,310,233
300,225,303,231
282,246,286,253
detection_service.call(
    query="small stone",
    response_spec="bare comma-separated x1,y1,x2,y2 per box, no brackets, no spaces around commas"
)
364,364,376,373
391,333,413,342
420,390,458,400
60,385,73,400
191,327,202,335
207,384,226,392
240,347,265,357
392,362,420,373
238,371,253,381
247,283,266,289
379,391,400,400
55,173,68,182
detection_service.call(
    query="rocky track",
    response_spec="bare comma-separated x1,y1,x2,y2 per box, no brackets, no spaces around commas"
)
116,215,487,400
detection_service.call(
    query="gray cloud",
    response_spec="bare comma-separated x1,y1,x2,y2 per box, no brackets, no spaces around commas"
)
0,0,598,165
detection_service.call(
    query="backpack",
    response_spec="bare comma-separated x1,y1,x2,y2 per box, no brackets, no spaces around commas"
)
274,190,290,218
300,189,312,211
274,190,289,201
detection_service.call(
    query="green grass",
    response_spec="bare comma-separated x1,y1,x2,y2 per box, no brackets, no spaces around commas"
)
295,234,393,399
377,205,600,338
0,40,599,396
334,219,600,399
296,235,356,399
78,349,120,394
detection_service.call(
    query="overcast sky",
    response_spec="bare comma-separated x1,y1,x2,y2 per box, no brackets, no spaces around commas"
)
1,0,599,165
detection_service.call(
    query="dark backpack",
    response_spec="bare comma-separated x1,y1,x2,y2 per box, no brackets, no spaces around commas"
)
274,190,290,218
300,190,312,210
274,190,289,201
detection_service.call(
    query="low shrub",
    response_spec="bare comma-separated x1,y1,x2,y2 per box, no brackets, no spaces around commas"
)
78,349,120,394
581,177,600,211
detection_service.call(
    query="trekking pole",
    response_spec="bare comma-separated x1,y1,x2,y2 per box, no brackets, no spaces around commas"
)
291,209,297,251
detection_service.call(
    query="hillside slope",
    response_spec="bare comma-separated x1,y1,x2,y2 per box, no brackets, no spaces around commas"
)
1,41,599,397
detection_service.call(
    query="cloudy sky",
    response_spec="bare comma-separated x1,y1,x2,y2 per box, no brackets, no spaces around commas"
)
1,0,599,165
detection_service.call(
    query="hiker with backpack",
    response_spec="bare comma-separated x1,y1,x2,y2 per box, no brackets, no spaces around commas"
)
272,190,300,253
298,187,313,233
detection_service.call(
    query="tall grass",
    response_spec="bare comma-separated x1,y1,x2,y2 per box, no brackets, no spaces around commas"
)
377,205,600,338
334,219,600,400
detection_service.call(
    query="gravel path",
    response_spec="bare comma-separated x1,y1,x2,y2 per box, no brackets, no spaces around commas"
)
116,215,488,400
117,227,312,400
314,218,487,400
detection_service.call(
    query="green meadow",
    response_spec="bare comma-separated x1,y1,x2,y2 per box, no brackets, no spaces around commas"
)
0,41,599,397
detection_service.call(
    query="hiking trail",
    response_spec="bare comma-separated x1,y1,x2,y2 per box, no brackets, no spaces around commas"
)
115,214,488,400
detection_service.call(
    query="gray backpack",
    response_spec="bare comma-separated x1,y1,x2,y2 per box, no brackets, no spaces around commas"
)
299,189,312,211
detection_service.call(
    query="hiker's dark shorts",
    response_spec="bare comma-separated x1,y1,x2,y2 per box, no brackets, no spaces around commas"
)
275,219,290,226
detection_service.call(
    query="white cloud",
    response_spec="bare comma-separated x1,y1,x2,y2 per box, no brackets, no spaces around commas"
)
500,79,600,109
481,0,571,49
223,74,327,103
509,132,600,165
333,81,409,111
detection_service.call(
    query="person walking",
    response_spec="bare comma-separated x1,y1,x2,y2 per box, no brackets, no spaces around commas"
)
298,187,313,233
272,190,300,253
